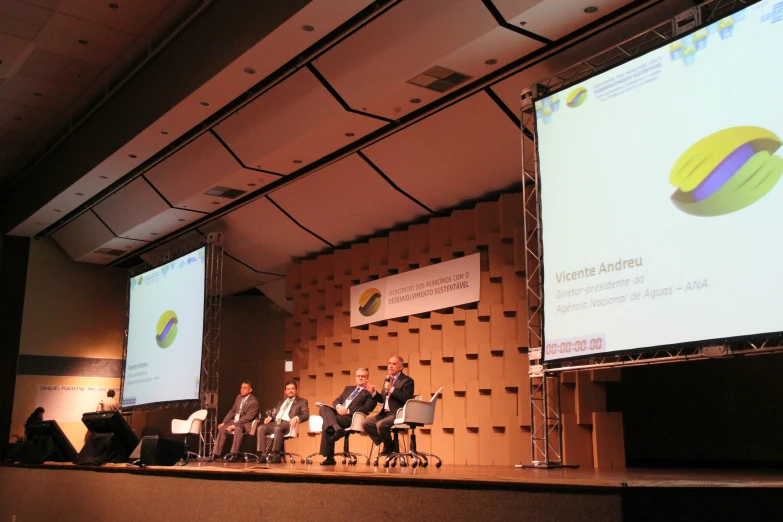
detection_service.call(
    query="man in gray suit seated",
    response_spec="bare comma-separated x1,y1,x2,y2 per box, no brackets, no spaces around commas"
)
257,380,309,463
208,380,259,462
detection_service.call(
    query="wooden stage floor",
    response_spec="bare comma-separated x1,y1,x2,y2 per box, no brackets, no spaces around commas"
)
26,460,783,490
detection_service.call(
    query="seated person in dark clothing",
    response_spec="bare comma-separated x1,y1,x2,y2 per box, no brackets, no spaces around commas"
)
24,407,45,439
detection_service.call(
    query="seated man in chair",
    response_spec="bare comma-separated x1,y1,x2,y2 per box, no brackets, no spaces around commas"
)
208,380,259,462
317,367,376,465
362,355,414,458
257,380,309,463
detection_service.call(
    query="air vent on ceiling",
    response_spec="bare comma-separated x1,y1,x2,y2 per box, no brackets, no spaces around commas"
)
204,186,247,199
407,65,473,93
96,248,126,256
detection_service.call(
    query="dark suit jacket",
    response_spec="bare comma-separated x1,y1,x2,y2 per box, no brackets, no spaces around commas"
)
371,372,414,415
222,393,259,425
332,386,376,415
274,396,310,423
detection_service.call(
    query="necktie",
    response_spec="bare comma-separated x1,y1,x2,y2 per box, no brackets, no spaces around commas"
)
234,395,248,422
276,398,292,423
343,386,362,407
384,375,397,412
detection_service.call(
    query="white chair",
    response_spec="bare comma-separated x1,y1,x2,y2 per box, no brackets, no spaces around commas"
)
383,387,443,469
263,423,305,464
306,412,367,465
171,409,208,465
304,415,323,464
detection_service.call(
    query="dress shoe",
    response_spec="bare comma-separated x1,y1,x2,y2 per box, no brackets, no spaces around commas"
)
206,455,217,463
226,453,240,462
267,454,283,464
320,457,337,465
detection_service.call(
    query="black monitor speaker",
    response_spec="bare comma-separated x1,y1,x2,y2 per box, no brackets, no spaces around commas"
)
24,420,78,463
81,411,139,459
129,436,184,466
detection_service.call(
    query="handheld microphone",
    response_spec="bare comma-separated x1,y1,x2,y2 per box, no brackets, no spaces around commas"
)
385,375,391,383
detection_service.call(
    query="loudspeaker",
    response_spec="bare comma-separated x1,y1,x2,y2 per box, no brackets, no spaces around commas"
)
130,436,184,466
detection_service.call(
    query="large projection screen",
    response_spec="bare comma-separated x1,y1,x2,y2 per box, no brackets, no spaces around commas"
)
122,246,206,407
537,4,783,361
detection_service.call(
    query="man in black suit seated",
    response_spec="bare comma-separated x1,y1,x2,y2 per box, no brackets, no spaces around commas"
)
362,355,414,458
257,380,309,463
317,367,377,465
208,380,259,462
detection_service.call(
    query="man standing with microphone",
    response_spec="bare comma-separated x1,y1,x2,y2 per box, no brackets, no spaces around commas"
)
362,355,414,458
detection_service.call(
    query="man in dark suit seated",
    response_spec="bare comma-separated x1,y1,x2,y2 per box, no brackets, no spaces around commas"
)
362,355,414,458
317,367,377,465
207,380,259,462
257,380,309,463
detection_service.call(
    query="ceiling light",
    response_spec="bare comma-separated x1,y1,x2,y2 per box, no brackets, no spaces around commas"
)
247,183,256,187
244,67,256,74
99,175,108,179
212,201,220,205
78,39,88,45
160,131,170,135
345,132,355,137
293,159,302,164
199,101,210,107
178,218,186,222
302,25,315,32
410,98,421,104
128,153,137,158
109,3,119,8
584,6,598,13
75,192,83,196
53,209,61,212
12,116,21,121
33,92,43,97
35,222,43,225
519,21,527,27
150,233,158,236
485,59,498,65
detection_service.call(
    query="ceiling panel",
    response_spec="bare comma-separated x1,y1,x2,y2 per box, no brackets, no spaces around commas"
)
221,255,282,295
34,12,134,66
198,197,329,271
495,0,633,41
363,91,521,211
120,207,202,242
17,49,68,81
258,277,291,312
56,0,175,36
93,176,170,236
1,0,52,27
216,67,387,174
316,0,541,120
0,74,81,113
272,153,428,245
0,32,36,78
51,208,114,260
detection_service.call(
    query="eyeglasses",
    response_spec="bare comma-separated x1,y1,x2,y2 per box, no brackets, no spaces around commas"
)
355,375,368,379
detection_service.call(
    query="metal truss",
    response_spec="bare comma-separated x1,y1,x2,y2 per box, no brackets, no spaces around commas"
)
200,231,224,457
120,232,223,458
519,0,756,467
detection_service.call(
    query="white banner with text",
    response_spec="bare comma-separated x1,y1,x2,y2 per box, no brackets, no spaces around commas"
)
35,384,119,422
350,253,480,327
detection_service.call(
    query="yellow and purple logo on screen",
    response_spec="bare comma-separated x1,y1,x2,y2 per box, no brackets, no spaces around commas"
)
669,127,783,216
358,288,382,317
566,87,587,108
155,310,179,348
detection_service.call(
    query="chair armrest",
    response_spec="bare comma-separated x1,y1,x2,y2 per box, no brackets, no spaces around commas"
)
248,419,260,436
171,418,190,434
349,412,368,432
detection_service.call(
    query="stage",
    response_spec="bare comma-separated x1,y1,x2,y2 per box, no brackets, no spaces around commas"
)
1,462,782,522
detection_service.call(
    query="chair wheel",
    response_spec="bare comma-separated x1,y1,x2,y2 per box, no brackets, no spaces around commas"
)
289,458,295,464
411,461,417,468
436,462,442,468
399,460,406,467
384,461,390,468
342,459,346,464
391,461,397,468
300,459,305,463
366,460,371,466
421,461,428,468
306,458,312,464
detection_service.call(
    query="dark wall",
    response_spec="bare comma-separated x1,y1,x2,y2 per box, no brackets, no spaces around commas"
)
0,235,29,445
609,354,783,467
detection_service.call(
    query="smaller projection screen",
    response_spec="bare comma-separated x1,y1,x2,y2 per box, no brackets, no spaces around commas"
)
536,4,783,361
122,246,206,407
